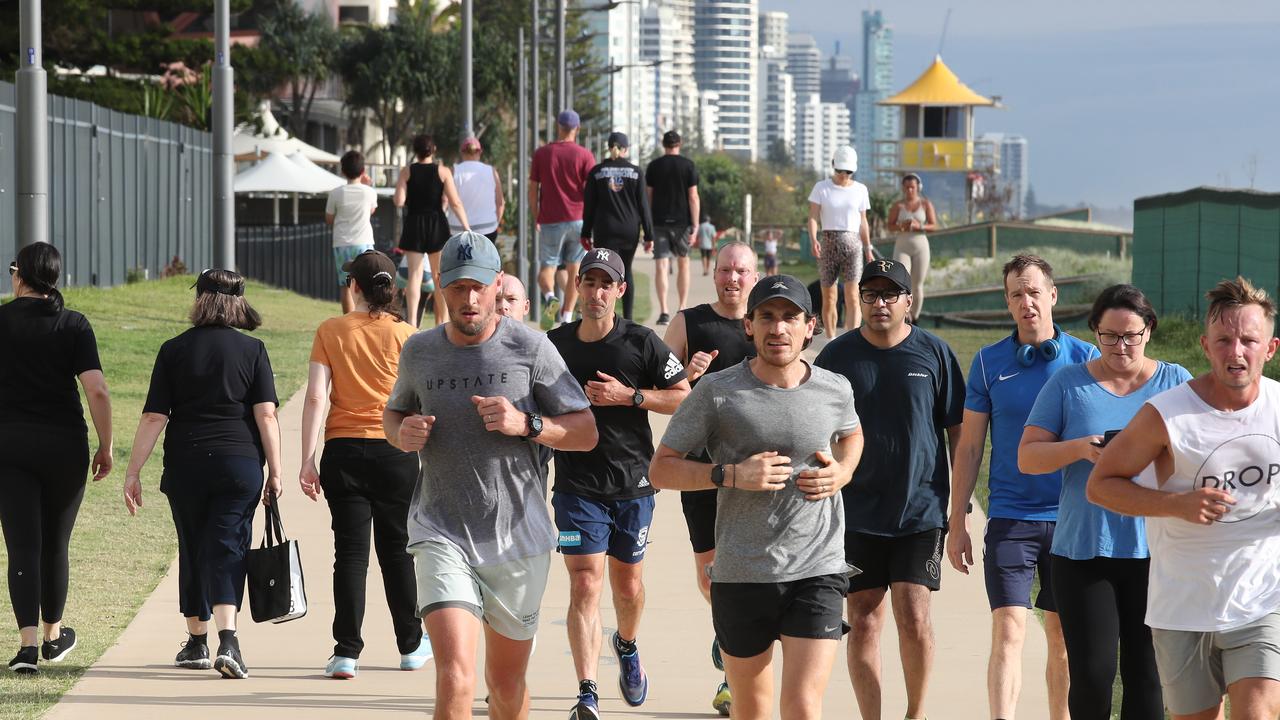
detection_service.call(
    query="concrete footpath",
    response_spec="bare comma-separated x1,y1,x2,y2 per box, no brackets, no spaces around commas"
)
48,261,1049,719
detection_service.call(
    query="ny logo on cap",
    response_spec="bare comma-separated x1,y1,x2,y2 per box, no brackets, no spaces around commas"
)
457,243,474,261
771,280,788,289
596,249,611,262
876,260,892,272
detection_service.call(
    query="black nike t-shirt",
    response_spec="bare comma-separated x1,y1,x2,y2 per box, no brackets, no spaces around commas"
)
645,154,699,226
548,318,687,500
144,325,279,465
814,326,966,537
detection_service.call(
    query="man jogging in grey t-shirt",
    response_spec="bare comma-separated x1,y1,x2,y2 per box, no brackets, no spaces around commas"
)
651,274,864,720
384,231,598,719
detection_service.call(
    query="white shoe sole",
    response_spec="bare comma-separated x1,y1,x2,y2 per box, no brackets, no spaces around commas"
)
8,661,37,674
175,658,212,670
214,655,248,679
44,638,76,663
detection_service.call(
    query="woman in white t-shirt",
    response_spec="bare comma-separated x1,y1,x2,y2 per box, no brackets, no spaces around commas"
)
807,145,872,337
325,150,379,313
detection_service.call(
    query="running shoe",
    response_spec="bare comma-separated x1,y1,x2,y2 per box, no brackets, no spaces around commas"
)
213,638,249,679
8,647,37,674
174,636,212,670
41,627,76,662
711,636,724,671
656,313,670,325
325,655,358,679
712,680,731,716
540,296,561,331
568,687,600,720
400,634,434,670
611,631,648,706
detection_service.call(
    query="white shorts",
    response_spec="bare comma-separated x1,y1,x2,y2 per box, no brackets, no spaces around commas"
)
410,540,551,641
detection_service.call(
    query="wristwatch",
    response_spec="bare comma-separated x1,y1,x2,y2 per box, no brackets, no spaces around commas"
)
525,412,544,439
632,388,645,407
710,464,727,488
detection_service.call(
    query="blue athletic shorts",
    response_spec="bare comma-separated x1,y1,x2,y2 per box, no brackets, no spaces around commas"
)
983,518,1057,612
551,491,654,564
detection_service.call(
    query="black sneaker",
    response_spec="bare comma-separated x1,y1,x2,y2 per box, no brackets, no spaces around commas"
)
213,637,249,679
175,636,212,670
41,627,76,663
8,646,37,674
657,313,671,325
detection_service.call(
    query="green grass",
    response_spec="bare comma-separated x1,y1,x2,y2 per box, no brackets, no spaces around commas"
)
0,276,334,720
632,270,652,325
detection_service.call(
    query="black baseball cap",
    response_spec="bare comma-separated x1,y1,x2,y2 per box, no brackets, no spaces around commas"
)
342,249,397,289
607,131,629,149
662,130,681,147
747,274,813,315
859,258,913,293
578,247,626,282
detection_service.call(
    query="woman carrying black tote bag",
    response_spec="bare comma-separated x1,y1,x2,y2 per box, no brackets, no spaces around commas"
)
247,493,307,624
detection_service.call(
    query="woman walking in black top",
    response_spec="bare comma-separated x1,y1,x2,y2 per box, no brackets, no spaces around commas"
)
0,243,113,674
394,134,470,327
580,132,653,320
123,270,282,679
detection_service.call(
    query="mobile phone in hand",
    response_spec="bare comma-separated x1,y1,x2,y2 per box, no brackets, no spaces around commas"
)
1092,429,1122,448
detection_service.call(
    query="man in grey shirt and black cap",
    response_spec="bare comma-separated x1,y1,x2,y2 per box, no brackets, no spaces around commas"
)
651,274,864,720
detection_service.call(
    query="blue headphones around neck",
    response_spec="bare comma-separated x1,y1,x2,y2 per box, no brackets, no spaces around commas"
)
1013,325,1062,367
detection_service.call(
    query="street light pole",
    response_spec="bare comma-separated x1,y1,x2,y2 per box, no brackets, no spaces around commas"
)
16,0,49,249
555,0,566,111
531,0,540,148
518,28,530,319
212,0,235,269
461,0,473,139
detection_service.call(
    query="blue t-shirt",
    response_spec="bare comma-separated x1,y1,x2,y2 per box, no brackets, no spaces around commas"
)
1025,361,1192,560
964,330,1099,521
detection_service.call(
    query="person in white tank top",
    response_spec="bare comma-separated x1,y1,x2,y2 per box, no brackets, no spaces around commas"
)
449,137,504,239
1087,276,1280,719
888,173,936,322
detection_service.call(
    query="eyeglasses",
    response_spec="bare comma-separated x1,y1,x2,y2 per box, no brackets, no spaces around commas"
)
859,290,905,305
1097,326,1148,346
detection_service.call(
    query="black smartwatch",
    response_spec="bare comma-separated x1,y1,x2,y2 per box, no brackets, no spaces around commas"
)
710,464,727,488
525,412,544,439
632,388,645,407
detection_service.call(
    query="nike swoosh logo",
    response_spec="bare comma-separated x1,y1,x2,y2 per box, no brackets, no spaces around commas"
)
997,372,1020,381
823,625,839,633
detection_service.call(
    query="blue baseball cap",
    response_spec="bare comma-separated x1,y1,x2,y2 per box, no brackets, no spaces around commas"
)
557,109,580,128
439,231,502,288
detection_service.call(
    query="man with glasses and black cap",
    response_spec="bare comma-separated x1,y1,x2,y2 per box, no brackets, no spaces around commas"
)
645,130,700,324
547,247,690,720
383,232,599,719
651,274,864,720
581,132,652,321
814,258,966,720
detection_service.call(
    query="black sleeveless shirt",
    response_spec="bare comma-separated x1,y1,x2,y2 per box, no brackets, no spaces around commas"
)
681,303,755,386
406,162,445,217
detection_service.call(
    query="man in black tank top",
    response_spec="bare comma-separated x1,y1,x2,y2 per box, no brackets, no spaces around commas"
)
661,240,758,715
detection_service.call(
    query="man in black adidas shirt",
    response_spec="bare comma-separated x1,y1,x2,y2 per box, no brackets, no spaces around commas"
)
548,247,690,720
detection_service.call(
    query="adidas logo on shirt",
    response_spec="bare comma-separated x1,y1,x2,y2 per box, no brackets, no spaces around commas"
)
637,477,651,488
663,353,685,381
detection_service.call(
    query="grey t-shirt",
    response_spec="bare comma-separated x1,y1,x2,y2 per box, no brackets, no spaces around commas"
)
387,317,591,566
660,359,861,583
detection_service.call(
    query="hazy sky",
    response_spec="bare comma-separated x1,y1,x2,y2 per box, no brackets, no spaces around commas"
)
760,0,1280,210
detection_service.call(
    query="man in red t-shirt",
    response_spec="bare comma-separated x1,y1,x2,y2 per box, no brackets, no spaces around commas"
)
529,109,596,329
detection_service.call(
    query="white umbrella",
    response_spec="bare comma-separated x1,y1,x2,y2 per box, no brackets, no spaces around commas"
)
234,152,335,225
232,106,342,164
286,152,346,192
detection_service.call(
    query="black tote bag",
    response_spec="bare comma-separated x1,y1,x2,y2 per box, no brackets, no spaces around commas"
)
246,495,308,624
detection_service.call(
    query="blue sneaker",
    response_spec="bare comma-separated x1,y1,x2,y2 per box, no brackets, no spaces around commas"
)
324,655,358,679
711,636,724,671
568,687,600,720
611,631,648,706
400,635,433,670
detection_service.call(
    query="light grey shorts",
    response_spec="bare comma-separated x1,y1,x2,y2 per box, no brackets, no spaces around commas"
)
1151,611,1280,715
410,540,552,641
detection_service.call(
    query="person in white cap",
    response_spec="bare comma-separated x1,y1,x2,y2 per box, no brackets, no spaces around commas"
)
807,145,873,338
450,137,505,246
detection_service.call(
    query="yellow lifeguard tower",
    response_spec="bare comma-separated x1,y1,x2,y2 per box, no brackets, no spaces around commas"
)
873,55,1002,220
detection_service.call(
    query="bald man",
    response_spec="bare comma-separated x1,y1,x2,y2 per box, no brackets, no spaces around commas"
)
498,275,532,320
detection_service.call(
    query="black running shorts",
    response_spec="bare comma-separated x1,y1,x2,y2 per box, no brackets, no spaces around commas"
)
679,488,717,554
711,573,850,659
845,528,944,593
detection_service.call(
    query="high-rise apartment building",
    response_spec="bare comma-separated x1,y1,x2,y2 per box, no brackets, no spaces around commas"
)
820,50,858,107
757,51,794,162
694,0,758,160
854,9,899,185
796,93,851,176
587,3,657,155
758,10,788,59
786,33,821,101
982,132,1030,218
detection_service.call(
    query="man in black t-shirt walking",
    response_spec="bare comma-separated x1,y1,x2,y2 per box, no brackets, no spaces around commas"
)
548,248,691,720
661,240,758,715
813,259,966,720
646,130,700,325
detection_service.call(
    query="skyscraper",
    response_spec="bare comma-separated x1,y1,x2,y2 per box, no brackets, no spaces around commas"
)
796,93,851,176
694,0,758,159
758,10,788,59
757,51,794,162
786,33,821,101
982,132,1030,218
854,9,899,186
586,3,655,154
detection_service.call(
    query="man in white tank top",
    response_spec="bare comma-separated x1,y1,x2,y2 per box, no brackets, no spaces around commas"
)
449,137,504,243
1088,276,1280,720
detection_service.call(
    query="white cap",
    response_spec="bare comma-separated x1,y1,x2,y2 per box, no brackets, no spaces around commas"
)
832,145,858,173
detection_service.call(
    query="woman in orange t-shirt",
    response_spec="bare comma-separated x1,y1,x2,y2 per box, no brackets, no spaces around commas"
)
298,249,431,679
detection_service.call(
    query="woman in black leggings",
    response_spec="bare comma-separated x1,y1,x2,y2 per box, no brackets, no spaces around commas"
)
123,270,281,679
1019,285,1191,718
298,250,429,679
0,243,113,674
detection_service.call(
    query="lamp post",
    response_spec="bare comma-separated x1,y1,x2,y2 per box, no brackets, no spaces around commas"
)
16,0,48,249
212,0,235,269
461,0,473,139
